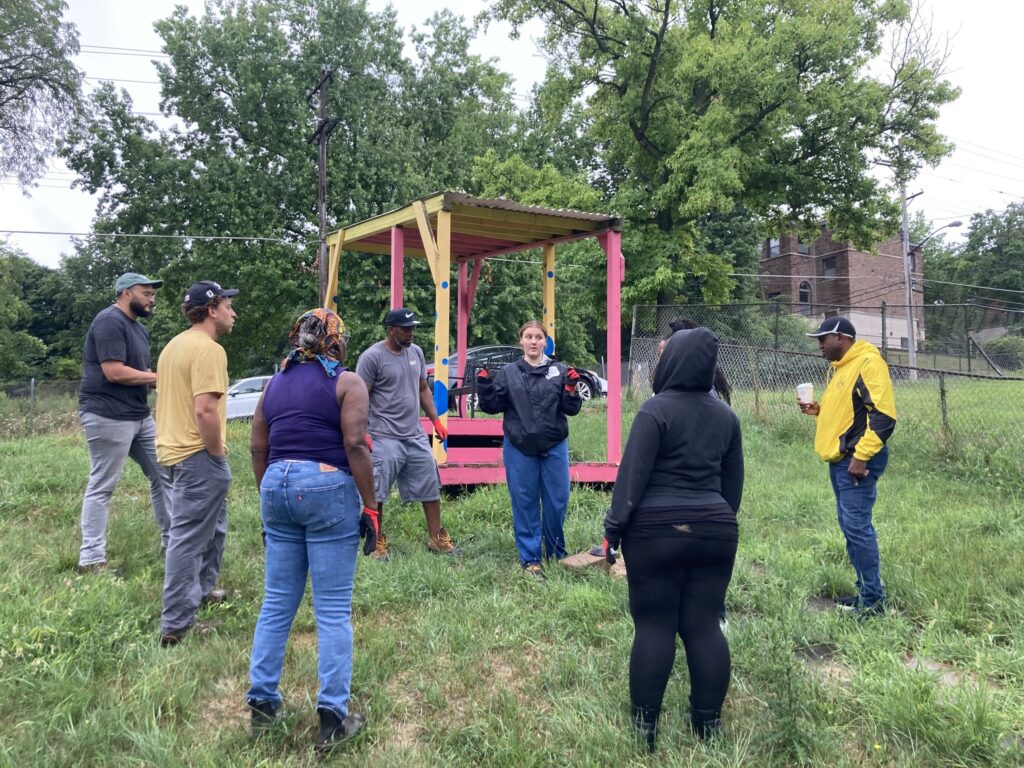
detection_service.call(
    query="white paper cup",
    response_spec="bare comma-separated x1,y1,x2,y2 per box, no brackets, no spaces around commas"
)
797,383,813,404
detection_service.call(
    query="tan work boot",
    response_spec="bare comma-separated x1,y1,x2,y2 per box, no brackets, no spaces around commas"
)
427,527,460,555
373,532,390,561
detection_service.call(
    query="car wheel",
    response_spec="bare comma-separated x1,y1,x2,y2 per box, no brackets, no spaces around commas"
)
576,379,593,401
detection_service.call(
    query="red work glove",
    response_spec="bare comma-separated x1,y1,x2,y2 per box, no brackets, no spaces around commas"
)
477,368,489,379
565,367,580,393
364,433,373,452
432,418,448,442
360,506,380,556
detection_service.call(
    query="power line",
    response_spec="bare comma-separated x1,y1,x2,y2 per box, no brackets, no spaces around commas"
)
79,45,169,58
950,136,1024,165
83,76,162,86
920,277,1024,295
0,228,306,244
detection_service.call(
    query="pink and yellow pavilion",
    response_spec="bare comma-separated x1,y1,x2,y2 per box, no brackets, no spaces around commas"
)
325,192,624,485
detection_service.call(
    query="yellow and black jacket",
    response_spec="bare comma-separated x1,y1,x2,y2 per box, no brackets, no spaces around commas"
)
814,340,896,463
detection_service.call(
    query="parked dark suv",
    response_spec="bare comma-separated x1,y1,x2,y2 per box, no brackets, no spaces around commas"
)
426,345,606,414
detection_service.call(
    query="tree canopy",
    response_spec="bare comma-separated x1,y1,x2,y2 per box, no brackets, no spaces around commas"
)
0,0,82,188
485,0,958,302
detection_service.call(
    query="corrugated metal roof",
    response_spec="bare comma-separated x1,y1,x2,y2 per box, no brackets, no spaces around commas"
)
441,192,620,225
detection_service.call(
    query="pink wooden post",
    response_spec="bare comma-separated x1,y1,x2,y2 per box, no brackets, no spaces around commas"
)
600,230,624,464
457,261,469,381
390,225,404,309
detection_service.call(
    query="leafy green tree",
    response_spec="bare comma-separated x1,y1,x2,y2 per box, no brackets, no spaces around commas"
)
60,0,519,375
0,246,48,378
485,0,958,303
0,0,82,187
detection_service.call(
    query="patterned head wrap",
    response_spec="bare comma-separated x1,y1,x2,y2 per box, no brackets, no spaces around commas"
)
280,308,348,377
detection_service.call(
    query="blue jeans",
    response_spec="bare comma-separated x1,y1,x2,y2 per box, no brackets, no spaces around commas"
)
247,461,360,717
502,438,570,565
829,448,888,607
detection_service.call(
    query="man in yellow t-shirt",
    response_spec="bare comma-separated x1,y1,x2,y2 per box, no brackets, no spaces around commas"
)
156,281,238,646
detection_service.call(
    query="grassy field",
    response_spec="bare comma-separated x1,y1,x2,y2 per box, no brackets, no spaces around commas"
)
1,403,1023,767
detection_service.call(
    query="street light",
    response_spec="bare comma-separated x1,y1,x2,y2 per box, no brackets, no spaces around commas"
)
902,219,962,373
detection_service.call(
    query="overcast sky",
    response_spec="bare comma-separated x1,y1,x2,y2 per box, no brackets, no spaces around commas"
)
2,0,1022,268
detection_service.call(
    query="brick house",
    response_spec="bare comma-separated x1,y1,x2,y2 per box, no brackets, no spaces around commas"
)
759,230,923,349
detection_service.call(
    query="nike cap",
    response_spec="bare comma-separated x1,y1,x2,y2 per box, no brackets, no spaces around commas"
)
806,316,856,338
385,307,421,327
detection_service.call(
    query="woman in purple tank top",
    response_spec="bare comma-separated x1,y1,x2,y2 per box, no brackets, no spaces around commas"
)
245,308,379,754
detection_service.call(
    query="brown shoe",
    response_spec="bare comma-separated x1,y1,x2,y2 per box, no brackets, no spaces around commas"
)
200,589,228,606
427,527,460,555
76,561,124,578
159,618,222,647
373,532,390,561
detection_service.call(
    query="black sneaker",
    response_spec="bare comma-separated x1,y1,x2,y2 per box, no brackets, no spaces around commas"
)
834,595,860,608
315,708,365,753
248,699,280,740
854,600,887,621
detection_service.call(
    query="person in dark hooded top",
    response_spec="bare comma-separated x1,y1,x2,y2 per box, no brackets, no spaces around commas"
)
603,327,744,750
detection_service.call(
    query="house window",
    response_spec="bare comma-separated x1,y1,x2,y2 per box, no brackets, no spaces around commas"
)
767,238,780,257
822,257,837,277
797,238,811,255
798,281,811,314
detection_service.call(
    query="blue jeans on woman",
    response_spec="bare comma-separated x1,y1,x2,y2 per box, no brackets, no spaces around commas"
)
502,438,570,565
829,447,889,608
248,460,360,717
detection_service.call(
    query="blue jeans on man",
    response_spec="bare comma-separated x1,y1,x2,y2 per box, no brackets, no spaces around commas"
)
502,438,570,565
248,460,361,718
829,447,888,609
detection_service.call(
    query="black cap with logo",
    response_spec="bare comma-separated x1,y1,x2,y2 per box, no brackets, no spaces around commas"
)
184,281,239,308
806,316,856,338
385,307,421,327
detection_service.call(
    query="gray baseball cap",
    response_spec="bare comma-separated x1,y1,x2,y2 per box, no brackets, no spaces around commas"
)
115,272,163,294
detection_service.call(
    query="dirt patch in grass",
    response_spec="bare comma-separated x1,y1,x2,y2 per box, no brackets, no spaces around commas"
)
903,654,997,693
806,595,839,613
196,675,250,739
795,642,853,685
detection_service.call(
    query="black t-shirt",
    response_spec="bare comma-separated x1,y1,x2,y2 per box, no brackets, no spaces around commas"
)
79,305,152,420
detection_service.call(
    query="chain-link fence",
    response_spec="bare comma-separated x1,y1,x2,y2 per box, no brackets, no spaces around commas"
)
629,303,1024,479
0,379,81,437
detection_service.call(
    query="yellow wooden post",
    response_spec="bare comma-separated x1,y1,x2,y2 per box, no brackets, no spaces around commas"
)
433,209,452,464
542,243,556,355
324,230,344,312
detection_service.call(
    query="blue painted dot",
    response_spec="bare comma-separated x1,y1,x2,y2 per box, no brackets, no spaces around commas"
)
441,280,449,289
544,337,555,355
547,271,553,278
435,344,438,351
543,307,547,314
441,357,448,365
331,295,339,304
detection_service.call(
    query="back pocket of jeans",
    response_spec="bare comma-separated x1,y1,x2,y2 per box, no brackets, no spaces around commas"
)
295,483,349,530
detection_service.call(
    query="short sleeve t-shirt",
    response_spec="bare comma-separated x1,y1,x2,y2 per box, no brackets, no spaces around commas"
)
78,305,152,420
356,341,426,438
155,328,229,465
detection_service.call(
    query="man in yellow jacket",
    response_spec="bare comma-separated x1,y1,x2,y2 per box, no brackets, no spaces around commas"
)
799,317,896,617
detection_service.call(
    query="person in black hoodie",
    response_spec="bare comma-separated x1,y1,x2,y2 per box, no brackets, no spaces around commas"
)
476,320,583,576
604,327,744,750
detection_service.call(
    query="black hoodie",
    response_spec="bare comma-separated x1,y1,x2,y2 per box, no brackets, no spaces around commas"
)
604,328,744,538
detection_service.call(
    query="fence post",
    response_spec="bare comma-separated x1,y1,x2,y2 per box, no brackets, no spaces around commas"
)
29,377,36,434
880,302,887,361
938,373,949,443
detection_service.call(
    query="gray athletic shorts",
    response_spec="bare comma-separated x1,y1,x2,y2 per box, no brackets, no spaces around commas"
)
372,433,441,504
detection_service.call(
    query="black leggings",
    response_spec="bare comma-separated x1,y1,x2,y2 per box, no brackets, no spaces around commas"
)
622,527,737,714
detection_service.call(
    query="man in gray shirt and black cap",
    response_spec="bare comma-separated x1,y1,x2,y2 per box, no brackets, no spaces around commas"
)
77,272,171,573
356,308,458,559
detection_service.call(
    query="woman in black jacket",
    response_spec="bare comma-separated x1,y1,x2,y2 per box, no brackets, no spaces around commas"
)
477,320,583,576
604,327,744,749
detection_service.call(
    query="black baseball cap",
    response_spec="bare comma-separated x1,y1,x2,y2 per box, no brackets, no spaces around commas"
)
385,307,420,327
183,281,239,308
806,316,856,338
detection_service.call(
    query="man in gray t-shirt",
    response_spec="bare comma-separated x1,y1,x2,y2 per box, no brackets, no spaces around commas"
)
355,308,458,558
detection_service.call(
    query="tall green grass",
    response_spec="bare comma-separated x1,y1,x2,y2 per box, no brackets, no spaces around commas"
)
1,412,1022,766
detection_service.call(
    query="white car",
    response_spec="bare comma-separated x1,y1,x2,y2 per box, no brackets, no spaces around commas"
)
226,375,273,420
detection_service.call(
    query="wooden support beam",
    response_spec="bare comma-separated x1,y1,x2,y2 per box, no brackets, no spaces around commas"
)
433,209,452,464
543,243,556,355
390,225,404,309
413,200,441,283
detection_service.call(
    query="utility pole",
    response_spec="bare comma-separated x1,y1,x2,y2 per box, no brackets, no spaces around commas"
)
307,67,340,306
900,176,918,377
